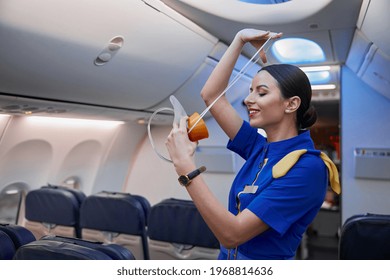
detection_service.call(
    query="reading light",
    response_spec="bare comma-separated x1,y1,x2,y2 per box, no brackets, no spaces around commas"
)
27,116,124,128
306,71,331,84
311,84,336,90
300,66,333,84
300,66,331,72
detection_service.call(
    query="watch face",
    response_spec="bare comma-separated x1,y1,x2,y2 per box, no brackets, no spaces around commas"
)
178,175,191,187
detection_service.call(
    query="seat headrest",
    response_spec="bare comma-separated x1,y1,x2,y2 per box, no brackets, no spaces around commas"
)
148,198,219,248
80,191,149,235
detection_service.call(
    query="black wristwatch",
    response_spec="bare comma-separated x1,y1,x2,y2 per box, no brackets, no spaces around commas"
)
178,166,206,187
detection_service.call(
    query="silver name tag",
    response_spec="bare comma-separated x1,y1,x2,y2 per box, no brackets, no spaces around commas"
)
242,185,258,194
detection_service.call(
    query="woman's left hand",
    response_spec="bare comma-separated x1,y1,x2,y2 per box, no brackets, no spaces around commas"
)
165,116,198,175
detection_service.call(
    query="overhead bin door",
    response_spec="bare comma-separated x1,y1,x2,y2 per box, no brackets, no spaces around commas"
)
346,0,390,100
0,0,218,110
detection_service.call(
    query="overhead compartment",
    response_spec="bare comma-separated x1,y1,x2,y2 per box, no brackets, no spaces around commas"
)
0,0,218,110
345,30,372,73
358,46,390,100
346,31,390,101
346,0,390,100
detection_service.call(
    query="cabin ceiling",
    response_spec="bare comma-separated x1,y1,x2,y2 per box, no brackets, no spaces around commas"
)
161,0,362,64
0,0,365,128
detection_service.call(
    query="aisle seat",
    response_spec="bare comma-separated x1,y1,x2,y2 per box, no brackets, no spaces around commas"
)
80,191,150,260
24,185,86,239
147,198,220,260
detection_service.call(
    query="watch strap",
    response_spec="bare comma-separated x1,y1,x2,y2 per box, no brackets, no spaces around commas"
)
178,166,206,187
187,166,206,180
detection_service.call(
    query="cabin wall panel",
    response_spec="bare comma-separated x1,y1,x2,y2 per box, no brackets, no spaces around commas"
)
124,126,190,206
57,140,102,195
0,115,11,138
341,66,390,223
0,116,127,195
92,122,147,194
0,139,53,190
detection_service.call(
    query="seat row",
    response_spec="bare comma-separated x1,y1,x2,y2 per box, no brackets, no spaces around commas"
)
0,223,135,260
20,185,220,260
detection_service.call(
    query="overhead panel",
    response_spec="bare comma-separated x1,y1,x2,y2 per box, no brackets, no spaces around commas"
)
0,0,217,110
346,0,390,101
359,47,390,100
345,30,372,73
358,0,390,100
359,0,390,57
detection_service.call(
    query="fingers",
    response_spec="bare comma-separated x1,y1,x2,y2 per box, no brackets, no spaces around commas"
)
179,115,188,131
259,49,267,64
261,30,282,39
169,115,189,142
252,30,282,41
269,32,283,39
172,115,188,130
165,115,196,170
254,31,282,63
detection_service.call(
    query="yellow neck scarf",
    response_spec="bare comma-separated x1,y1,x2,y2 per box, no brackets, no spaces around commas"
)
272,149,340,194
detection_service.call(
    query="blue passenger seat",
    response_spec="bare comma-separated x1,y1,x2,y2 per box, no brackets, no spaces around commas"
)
147,198,220,260
24,185,86,239
339,213,390,259
79,191,150,259
13,235,135,260
0,224,36,259
0,231,15,260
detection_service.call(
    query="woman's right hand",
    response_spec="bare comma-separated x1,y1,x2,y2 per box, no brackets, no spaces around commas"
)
236,29,282,63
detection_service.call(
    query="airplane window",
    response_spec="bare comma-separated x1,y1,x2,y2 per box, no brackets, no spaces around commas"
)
0,183,29,224
62,176,81,190
238,0,291,4
271,38,326,64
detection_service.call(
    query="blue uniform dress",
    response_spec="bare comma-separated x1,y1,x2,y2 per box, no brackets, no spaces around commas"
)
218,121,328,260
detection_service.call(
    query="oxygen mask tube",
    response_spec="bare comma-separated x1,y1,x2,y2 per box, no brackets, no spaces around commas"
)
187,35,275,134
147,35,276,163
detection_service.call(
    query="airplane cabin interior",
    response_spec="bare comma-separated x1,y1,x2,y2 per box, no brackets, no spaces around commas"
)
0,0,389,261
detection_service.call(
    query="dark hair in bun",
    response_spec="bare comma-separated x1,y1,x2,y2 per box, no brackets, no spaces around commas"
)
260,64,317,129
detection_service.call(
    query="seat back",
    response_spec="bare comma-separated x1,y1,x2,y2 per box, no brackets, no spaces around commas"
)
147,198,220,260
14,235,135,260
80,191,150,259
24,185,86,239
0,231,15,260
0,223,36,247
339,213,390,259
0,224,36,259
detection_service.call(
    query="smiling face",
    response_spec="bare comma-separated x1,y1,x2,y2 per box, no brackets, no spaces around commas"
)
244,70,291,131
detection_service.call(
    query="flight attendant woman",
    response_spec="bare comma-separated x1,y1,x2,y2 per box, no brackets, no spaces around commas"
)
165,29,340,260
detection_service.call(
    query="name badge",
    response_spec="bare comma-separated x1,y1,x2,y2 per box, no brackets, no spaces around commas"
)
243,185,258,194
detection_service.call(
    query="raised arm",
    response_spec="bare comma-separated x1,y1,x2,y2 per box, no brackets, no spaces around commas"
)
200,29,281,140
